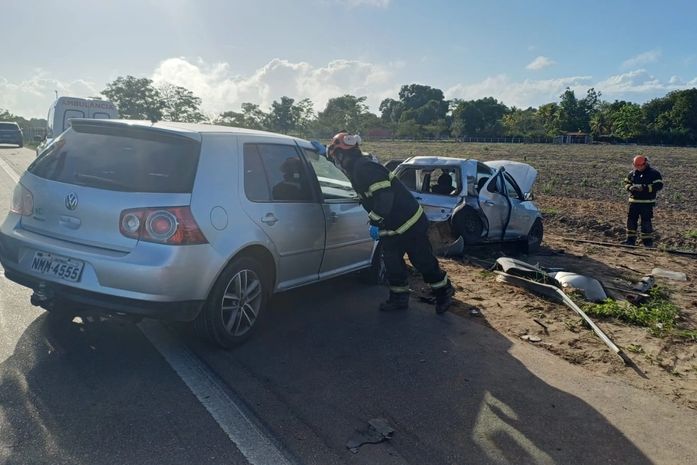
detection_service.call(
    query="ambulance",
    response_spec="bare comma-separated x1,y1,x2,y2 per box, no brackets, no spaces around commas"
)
36,97,119,155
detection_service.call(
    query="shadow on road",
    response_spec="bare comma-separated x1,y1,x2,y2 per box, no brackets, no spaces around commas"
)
0,315,244,465
0,276,655,465
192,277,654,465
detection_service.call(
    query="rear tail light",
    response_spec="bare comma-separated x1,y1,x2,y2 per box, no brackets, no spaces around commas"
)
10,183,33,216
119,206,208,245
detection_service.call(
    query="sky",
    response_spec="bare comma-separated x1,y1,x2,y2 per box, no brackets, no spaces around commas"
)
2,0,697,119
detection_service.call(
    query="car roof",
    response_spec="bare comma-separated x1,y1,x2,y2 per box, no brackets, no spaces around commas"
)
69,118,304,143
402,156,471,166
0,121,20,126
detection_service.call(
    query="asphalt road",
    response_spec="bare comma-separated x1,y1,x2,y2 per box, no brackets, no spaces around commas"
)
1,144,696,465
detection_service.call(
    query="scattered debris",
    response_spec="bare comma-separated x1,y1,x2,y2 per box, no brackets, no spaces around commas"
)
346,418,395,453
469,307,481,317
533,318,549,334
651,268,688,281
633,276,655,293
549,271,608,302
492,257,638,369
521,334,542,342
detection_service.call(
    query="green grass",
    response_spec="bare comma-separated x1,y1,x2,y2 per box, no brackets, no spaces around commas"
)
541,207,560,216
582,286,685,337
685,230,697,239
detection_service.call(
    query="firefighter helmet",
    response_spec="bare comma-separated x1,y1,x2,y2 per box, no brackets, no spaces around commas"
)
633,155,648,169
327,132,362,160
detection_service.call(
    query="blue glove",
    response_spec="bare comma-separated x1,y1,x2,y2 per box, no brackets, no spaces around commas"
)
310,140,327,156
369,225,380,241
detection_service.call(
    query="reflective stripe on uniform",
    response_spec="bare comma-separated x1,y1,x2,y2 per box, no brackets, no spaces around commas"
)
389,285,410,293
648,185,653,193
429,276,449,289
628,198,656,203
379,206,424,237
640,232,654,239
363,173,396,198
368,211,383,222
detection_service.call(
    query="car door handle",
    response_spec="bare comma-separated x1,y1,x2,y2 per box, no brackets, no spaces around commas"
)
414,196,423,200
483,200,496,206
261,213,278,226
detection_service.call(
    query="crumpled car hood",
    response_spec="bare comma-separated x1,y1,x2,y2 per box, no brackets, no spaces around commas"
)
485,160,538,194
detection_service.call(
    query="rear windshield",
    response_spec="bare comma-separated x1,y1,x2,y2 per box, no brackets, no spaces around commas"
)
28,126,200,193
0,123,19,130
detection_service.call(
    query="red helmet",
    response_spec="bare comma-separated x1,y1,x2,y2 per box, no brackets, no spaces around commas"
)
633,155,648,169
327,132,362,160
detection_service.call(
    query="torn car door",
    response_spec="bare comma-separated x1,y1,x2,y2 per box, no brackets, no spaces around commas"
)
478,169,511,240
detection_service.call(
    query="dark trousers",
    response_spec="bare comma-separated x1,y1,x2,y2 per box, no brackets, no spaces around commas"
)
626,203,654,245
381,216,447,292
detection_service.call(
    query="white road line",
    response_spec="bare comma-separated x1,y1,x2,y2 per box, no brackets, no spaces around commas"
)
0,158,292,465
0,157,20,184
138,321,294,465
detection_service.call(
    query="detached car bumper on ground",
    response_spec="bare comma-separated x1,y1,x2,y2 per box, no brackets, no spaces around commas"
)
0,119,382,347
392,156,543,253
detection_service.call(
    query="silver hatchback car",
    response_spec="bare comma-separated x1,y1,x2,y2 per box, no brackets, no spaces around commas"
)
0,119,381,346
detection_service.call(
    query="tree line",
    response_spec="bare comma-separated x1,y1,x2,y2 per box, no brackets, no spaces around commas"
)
3,75,697,145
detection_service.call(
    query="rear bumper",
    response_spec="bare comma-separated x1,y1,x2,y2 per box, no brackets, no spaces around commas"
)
3,266,204,321
0,216,221,321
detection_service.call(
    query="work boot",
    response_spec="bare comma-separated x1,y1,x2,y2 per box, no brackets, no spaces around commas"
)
620,238,636,246
435,282,455,314
379,292,409,312
642,240,655,248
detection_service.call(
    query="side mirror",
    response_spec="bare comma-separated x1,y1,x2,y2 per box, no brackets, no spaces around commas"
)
524,192,534,201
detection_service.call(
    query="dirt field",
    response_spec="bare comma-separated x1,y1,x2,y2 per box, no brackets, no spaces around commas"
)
364,141,697,410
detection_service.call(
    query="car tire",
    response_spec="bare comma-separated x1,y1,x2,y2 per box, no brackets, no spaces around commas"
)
526,218,544,253
195,256,269,348
18,142,23,148
360,243,387,285
451,206,484,244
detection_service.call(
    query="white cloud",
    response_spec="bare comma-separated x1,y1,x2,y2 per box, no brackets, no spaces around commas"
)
446,74,592,108
0,72,100,118
526,56,555,71
621,49,661,69
595,69,666,94
151,57,401,117
4,59,697,119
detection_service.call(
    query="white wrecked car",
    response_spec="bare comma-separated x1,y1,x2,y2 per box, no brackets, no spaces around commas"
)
392,156,543,253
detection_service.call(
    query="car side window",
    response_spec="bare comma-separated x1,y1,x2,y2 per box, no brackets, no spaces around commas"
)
487,172,505,194
396,167,419,191
503,173,523,200
428,168,460,196
475,162,494,194
303,149,358,201
243,144,271,202
257,144,313,202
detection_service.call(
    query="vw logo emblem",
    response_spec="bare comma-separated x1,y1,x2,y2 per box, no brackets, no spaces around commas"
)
65,193,79,211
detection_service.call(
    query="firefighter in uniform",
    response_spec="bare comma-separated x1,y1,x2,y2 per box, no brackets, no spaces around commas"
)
327,131,455,313
622,155,663,247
